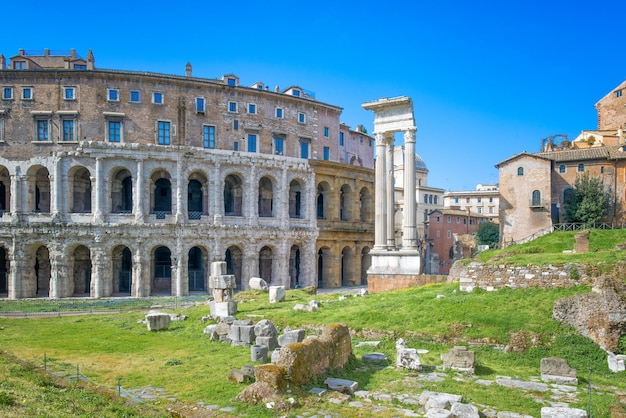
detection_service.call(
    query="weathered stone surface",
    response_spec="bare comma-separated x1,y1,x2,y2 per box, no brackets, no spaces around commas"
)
254,364,286,392
540,406,587,417
396,348,421,370
441,346,475,373
309,387,327,396
278,329,306,346
254,319,278,337
228,368,250,383
324,377,358,394
210,261,227,276
241,364,255,378
553,276,626,351
574,230,590,254
251,345,268,362
451,402,480,418
209,275,236,290
269,286,285,303
301,285,317,295
239,325,256,344
234,381,279,404
249,277,269,291
419,391,462,408
210,301,237,318
425,408,453,418
362,353,388,363
608,352,626,372
255,336,278,350
540,357,577,384
495,378,549,392
145,313,170,331
203,324,217,340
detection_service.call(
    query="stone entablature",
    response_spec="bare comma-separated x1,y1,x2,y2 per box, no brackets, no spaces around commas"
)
449,261,592,292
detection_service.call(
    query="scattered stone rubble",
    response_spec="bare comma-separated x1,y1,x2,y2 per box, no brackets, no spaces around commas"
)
441,346,475,373
540,357,577,385
208,261,237,318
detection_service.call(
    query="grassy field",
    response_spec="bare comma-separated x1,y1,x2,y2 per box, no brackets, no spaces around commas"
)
1,230,625,416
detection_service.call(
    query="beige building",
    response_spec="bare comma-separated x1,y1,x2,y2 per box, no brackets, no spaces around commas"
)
443,184,499,220
0,49,374,299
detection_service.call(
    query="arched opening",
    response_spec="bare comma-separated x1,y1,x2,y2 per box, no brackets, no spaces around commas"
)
35,245,51,296
531,190,541,206
359,187,372,222
224,174,243,216
258,177,273,217
289,180,303,219
316,182,330,219
153,246,172,294
188,178,204,220
258,246,273,283
341,246,355,286
340,184,353,221
225,246,243,289
317,247,332,288
70,167,92,213
112,246,132,295
71,245,92,296
0,247,8,295
0,166,11,214
111,169,133,213
188,246,206,292
27,166,51,213
153,175,172,215
361,247,371,285
289,245,301,288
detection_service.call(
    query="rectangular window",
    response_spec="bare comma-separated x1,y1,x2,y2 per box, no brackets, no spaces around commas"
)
107,88,119,101
339,132,344,146
36,120,49,141
22,87,33,100
300,139,310,159
455,197,459,203
436,230,440,238
233,120,239,130
157,121,170,145
229,102,237,112
14,61,26,69
196,97,205,113
152,92,163,104
616,90,623,98
324,127,329,137
447,230,452,238
203,125,215,148
274,137,284,155
227,77,236,86
248,103,256,114
323,146,330,160
447,216,451,223
130,90,141,102
64,87,76,100
298,112,305,123
108,120,122,142
456,216,460,223
489,207,494,214
489,197,494,203
247,134,257,152
477,198,482,203
233,141,239,151
466,197,470,203
424,194,428,204
275,107,283,118
74,64,86,70
478,207,483,214
369,139,372,147
2,87,13,100
62,119,75,141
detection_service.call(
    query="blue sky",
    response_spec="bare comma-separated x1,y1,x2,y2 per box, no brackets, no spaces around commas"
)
3,0,625,190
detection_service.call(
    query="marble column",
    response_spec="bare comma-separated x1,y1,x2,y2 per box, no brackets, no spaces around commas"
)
94,157,103,223
175,159,184,223
402,128,418,250
134,160,144,223
385,134,395,249
373,132,387,250
52,157,62,218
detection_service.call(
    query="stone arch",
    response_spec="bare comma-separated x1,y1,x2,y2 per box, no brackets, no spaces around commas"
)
317,246,332,288
71,245,92,296
26,165,51,213
289,244,302,288
26,244,51,297
361,246,371,285
289,179,303,219
68,166,92,213
188,246,207,292
110,167,133,213
340,184,354,221
224,173,243,216
0,246,8,296
258,176,274,217
225,245,243,290
188,171,208,219
152,246,172,295
341,246,355,286
359,187,372,222
150,170,172,215
112,245,132,295
316,181,331,219
0,165,11,214
258,245,273,283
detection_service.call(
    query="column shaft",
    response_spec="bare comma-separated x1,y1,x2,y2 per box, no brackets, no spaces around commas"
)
385,136,395,249
373,133,387,250
402,128,418,249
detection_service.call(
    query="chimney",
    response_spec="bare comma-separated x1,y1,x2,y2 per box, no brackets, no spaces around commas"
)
0,55,5,70
185,62,192,77
44,49,50,57
86,50,94,70
70,49,76,58
19,49,25,56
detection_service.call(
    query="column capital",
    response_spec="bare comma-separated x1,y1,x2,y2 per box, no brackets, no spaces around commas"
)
404,128,417,142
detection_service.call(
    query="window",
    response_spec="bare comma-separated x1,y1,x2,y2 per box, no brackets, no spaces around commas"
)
130,90,141,102
436,216,440,223
531,190,541,206
248,103,256,114
14,61,26,69
2,87,13,100
447,230,451,238
275,107,283,118
429,195,433,204
456,216,460,224
489,197,494,203
107,88,119,101
292,89,300,97
36,119,49,141
434,196,438,204
157,121,170,145
74,64,86,70
601,166,605,174
203,125,215,148
22,87,32,100
298,112,305,123
455,197,459,203
233,120,239,130
152,92,163,104
196,97,205,113
369,139,372,147
233,141,239,151
489,207,494,214
300,139,310,159
61,118,76,141
64,87,76,100
564,188,574,203
323,146,330,160
108,120,122,142
477,198,481,203
446,216,451,223
466,198,470,203
247,134,257,152
323,127,329,137
616,90,623,98
274,137,284,155
229,102,237,112
227,77,236,86
436,230,440,238
559,164,566,173
477,207,483,214
577,163,585,172
517,167,524,176
424,194,428,204
339,132,344,146
360,136,363,143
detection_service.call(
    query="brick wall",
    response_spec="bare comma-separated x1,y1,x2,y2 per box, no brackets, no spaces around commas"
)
367,274,447,293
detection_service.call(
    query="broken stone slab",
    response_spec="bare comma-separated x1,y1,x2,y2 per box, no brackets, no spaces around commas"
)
293,303,313,311
324,377,358,395
441,346,475,373
254,319,278,337
255,335,279,350
203,324,217,340
540,406,588,417
240,364,255,378
209,301,237,318
608,351,626,372
495,378,549,392
145,313,171,331
419,391,462,407
355,341,381,348
540,357,578,384
278,329,305,346
269,286,285,303
208,275,236,290
362,353,388,363
425,408,454,418
251,345,268,362
249,277,269,291
270,348,281,364
309,387,327,396
450,402,480,418
210,261,227,276
396,348,421,370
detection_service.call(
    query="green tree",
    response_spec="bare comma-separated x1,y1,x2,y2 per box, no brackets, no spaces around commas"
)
564,172,611,225
476,221,499,248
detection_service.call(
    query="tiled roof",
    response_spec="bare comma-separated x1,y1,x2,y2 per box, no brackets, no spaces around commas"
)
535,147,610,162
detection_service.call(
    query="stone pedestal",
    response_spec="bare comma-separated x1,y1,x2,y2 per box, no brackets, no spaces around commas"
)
208,261,237,317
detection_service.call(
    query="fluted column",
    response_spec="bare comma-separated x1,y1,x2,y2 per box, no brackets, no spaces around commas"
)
385,134,395,249
373,132,387,250
402,128,418,249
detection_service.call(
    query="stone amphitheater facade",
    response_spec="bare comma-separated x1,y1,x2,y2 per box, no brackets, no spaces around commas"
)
0,49,374,299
